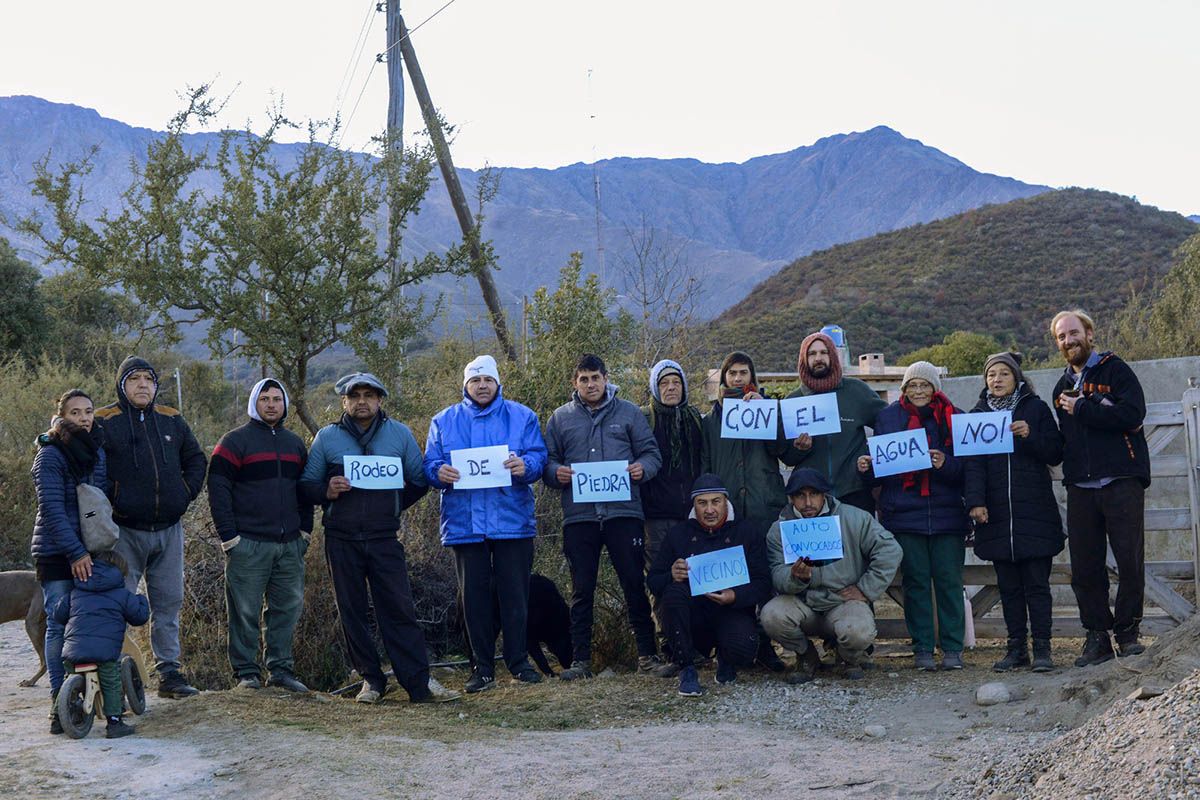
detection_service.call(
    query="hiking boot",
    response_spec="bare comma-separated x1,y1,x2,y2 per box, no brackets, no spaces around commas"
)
236,675,262,690
842,663,866,680
355,684,383,704
637,654,666,673
786,640,820,685
558,660,593,681
465,671,496,694
652,661,682,679
677,665,705,697
1031,639,1055,672
412,678,461,703
756,637,787,672
715,661,737,685
914,651,937,671
1074,630,1115,667
940,651,964,670
992,638,1030,672
267,672,309,693
105,718,135,739
514,667,543,684
1116,639,1146,658
158,670,200,698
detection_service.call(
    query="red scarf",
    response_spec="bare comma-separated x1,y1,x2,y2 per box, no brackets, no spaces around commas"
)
899,392,955,497
797,332,843,394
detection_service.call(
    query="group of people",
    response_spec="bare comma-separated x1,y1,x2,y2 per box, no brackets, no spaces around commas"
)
29,307,1151,729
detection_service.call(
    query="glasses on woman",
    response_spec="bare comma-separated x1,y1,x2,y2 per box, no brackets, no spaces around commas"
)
906,380,934,393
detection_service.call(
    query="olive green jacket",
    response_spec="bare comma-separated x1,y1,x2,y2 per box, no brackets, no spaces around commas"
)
701,399,798,528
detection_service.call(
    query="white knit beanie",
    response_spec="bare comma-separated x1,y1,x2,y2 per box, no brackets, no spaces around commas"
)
901,360,942,393
463,355,501,388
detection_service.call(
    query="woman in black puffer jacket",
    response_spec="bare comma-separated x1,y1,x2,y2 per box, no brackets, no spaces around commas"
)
963,352,1064,673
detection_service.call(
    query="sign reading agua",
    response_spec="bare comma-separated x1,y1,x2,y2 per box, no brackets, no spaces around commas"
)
866,429,932,478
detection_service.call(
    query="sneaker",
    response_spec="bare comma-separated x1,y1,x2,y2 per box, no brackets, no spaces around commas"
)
677,665,705,697
992,638,1030,672
652,661,682,679
785,641,820,685
558,660,593,681
355,684,383,704
236,675,262,690
1031,639,1055,673
158,670,200,698
1116,639,1146,658
514,667,543,684
940,651,964,670
1075,630,1115,667
715,661,737,685
105,719,135,739
465,671,496,694
638,654,666,673
267,673,309,693
914,651,937,671
411,677,461,703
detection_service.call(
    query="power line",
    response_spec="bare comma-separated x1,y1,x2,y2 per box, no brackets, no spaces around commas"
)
331,0,379,121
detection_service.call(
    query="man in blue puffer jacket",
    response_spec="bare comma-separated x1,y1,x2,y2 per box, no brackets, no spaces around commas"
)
424,355,548,692
51,552,149,738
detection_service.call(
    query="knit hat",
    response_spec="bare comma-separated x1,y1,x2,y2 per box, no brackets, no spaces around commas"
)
463,355,501,388
900,361,942,394
649,359,687,404
690,473,729,498
719,351,757,388
334,372,389,398
983,351,1025,386
785,468,832,496
797,332,843,393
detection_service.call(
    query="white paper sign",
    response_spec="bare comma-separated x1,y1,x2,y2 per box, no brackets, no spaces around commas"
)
687,545,750,596
343,454,405,489
570,460,632,503
720,399,779,440
450,444,513,490
779,516,844,564
952,411,1014,456
866,429,932,478
780,393,843,439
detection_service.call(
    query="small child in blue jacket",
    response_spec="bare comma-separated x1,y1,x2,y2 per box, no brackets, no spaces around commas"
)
50,550,150,738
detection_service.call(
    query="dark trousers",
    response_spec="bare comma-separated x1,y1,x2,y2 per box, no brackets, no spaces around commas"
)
839,489,877,516
453,537,535,677
993,556,1053,641
324,535,430,698
659,581,758,668
1067,479,1145,640
562,517,657,662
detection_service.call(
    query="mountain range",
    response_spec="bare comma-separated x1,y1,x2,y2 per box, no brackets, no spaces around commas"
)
0,95,1049,319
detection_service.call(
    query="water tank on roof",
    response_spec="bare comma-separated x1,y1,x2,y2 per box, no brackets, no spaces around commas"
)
821,324,850,367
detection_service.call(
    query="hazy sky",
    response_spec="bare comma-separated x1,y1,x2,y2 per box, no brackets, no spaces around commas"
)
2,1,1197,215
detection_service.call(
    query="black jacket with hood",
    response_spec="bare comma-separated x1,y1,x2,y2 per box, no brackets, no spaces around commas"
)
207,378,314,546
94,356,208,530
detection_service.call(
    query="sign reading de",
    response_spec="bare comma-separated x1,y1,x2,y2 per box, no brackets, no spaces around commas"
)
570,460,632,503
343,454,405,490
779,516,844,564
779,393,842,439
450,444,513,490
952,411,1014,456
866,429,932,478
720,399,779,440
687,545,749,596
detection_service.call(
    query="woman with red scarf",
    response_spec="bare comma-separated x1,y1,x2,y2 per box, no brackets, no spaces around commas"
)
857,361,969,671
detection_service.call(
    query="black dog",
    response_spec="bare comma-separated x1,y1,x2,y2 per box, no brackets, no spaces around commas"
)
459,573,573,677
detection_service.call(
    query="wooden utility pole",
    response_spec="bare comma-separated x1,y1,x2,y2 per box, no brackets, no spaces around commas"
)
384,0,405,346
397,15,518,363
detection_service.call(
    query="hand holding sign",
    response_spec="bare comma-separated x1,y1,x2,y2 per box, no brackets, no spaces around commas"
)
450,444,513,490
720,399,779,440
952,411,1014,456
866,429,932,478
686,545,749,596
779,516,844,564
343,455,406,489
780,393,842,439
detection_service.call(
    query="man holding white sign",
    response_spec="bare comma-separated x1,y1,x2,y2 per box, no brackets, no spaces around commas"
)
762,469,901,682
543,355,662,680
423,355,548,692
301,373,457,704
646,475,770,697
784,331,886,514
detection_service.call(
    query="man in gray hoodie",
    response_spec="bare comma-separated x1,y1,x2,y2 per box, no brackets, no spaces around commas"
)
543,354,662,680
762,469,902,681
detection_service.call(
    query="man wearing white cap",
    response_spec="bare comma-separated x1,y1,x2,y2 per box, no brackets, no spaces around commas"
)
423,356,548,692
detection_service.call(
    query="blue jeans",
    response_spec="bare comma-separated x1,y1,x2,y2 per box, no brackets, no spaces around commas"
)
41,578,73,695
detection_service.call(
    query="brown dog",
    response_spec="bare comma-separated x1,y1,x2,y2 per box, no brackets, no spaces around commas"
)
1,570,47,686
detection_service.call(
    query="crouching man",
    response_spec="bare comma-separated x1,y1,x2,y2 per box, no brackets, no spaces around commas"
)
762,469,902,682
646,474,770,697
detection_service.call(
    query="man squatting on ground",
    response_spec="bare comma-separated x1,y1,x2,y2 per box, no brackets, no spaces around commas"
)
424,355,548,692
646,474,771,697
301,372,458,704
96,356,207,699
1051,309,1151,666
543,354,663,680
762,468,902,683
208,378,313,693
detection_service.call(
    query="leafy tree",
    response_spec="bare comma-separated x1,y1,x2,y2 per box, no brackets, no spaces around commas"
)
19,86,472,434
0,238,48,359
1111,232,1200,359
899,330,1006,376
36,266,145,371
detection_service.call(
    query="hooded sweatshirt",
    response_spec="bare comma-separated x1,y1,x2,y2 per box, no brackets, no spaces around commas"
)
94,356,207,530
640,359,706,520
207,378,314,546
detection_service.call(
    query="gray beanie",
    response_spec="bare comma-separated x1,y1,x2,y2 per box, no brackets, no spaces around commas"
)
901,361,942,394
983,351,1025,385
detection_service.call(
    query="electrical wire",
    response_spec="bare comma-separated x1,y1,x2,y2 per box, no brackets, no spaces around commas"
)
331,0,379,121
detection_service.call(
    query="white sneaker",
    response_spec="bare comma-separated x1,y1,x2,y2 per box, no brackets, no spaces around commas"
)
424,677,461,703
355,685,382,704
